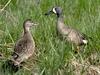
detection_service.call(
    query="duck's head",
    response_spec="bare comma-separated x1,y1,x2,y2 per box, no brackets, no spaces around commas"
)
23,19,38,30
45,7,62,17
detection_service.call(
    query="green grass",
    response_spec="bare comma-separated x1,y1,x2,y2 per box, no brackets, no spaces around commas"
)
0,0,100,75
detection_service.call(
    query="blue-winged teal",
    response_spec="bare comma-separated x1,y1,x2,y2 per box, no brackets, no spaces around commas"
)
45,7,88,52
11,19,37,66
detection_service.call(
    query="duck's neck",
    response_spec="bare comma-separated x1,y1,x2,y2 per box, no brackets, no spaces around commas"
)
57,14,65,27
24,27,30,34
23,27,33,40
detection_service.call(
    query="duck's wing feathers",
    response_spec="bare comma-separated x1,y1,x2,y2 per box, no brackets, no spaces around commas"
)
12,37,34,59
64,26,87,40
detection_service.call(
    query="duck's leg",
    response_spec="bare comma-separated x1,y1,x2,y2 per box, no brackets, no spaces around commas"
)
71,43,74,51
74,46,80,53
76,46,80,53
83,44,87,53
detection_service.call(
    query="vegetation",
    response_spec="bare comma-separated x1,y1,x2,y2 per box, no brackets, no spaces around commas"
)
0,0,100,75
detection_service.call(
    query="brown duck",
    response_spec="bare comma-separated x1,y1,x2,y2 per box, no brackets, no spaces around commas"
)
45,7,88,52
11,19,37,66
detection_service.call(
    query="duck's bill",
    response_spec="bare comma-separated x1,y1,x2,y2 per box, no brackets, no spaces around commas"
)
44,10,52,15
32,23,39,26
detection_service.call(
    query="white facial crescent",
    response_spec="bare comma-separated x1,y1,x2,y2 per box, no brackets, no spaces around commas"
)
53,8,56,14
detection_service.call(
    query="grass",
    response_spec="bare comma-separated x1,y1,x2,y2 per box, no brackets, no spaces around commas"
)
0,0,100,75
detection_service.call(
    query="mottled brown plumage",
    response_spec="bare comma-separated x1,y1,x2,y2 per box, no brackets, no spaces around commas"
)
11,19,37,66
45,7,88,52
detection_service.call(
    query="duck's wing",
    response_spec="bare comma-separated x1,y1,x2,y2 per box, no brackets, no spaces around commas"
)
12,37,33,59
65,26,87,40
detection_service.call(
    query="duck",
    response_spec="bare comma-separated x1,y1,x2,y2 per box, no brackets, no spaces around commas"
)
11,19,38,66
45,7,88,52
